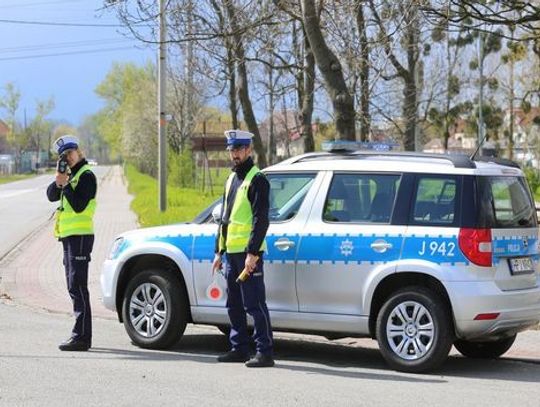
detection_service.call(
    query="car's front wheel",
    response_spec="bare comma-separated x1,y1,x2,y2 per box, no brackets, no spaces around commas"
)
454,335,516,359
376,287,453,373
122,268,188,349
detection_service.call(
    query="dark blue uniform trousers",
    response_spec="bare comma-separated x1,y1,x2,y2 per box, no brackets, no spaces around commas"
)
62,235,94,343
225,253,273,356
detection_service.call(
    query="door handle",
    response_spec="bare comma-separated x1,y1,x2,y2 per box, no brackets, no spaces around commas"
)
370,240,392,253
274,238,295,251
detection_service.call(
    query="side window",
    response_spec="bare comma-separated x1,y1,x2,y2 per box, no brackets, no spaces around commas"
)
267,173,316,222
413,177,457,224
323,173,401,223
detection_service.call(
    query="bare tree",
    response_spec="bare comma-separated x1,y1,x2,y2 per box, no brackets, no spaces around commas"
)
208,0,240,128
297,22,316,151
224,0,267,167
422,1,540,38
370,0,422,151
301,0,356,140
356,1,371,141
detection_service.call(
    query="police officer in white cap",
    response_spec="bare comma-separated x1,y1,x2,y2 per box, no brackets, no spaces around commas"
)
212,129,274,367
46,135,97,351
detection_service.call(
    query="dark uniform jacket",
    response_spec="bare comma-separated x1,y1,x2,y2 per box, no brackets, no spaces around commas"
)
46,159,97,215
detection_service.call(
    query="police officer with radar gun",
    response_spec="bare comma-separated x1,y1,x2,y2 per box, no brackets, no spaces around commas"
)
212,130,274,368
47,135,97,351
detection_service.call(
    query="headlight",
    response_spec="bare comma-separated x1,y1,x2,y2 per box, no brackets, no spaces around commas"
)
108,237,125,260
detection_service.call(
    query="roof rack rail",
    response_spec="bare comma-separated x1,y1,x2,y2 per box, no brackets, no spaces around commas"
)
276,152,332,166
475,155,521,169
292,151,477,169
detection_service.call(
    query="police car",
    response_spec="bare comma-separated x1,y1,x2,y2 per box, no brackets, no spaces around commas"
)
101,144,540,373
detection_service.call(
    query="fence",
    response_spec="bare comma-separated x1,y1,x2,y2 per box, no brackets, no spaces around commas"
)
0,154,14,175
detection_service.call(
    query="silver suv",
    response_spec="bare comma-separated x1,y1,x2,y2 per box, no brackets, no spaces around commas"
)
101,150,540,372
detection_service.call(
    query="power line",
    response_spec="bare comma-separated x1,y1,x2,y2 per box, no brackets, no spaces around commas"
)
0,38,134,54
0,18,125,28
0,46,146,61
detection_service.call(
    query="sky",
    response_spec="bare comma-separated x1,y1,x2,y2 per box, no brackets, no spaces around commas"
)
0,0,154,126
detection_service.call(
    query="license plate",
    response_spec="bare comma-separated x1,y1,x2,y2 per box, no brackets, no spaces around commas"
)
508,257,534,275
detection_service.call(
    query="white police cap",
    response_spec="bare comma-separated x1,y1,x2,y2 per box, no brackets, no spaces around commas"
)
53,135,79,155
224,129,253,150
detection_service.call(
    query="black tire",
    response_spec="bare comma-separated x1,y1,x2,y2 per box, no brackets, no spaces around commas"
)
122,268,188,349
376,287,453,373
454,335,516,359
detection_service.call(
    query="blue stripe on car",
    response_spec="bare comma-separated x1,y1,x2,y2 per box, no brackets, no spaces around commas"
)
115,232,539,266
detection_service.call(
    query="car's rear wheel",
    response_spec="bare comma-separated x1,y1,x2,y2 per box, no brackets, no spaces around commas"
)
376,287,453,373
454,335,516,359
122,268,188,349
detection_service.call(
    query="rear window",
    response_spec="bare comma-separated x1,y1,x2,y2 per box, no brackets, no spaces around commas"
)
477,176,537,228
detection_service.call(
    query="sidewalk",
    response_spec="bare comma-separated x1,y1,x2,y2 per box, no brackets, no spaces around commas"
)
0,165,138,319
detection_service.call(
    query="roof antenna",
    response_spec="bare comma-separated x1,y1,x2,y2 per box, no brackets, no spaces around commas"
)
470,132,488,161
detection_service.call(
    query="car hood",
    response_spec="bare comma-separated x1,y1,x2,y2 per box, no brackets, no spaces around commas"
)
119,223,197,240
110,222,216,261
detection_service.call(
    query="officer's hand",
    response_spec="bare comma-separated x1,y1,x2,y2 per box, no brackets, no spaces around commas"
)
55,172,69,188
212,254,222,275
245,253,259,274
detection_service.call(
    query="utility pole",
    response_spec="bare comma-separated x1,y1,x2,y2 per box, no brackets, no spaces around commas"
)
158,0,167,211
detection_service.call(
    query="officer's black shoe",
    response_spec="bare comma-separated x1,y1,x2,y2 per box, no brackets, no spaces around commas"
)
245,352,274,368
58,338,91,352
217,350,250,363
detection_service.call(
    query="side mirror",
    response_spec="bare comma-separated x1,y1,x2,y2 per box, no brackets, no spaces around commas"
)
212,203,223,224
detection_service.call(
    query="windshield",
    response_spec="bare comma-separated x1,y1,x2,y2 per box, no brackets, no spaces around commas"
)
477,176,537,228
192,197,222,224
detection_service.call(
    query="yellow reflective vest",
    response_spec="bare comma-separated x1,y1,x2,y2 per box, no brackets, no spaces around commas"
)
219,165,267,254
54,164,96,239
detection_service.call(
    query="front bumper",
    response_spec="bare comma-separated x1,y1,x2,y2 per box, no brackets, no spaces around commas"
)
100,258,122,311
446,280,540,340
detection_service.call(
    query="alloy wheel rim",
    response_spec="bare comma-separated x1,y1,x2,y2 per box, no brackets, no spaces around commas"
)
129,283,167,338
386,300,435,360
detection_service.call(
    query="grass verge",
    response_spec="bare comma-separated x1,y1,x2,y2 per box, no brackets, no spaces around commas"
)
0,174,36,185
125,164,224,227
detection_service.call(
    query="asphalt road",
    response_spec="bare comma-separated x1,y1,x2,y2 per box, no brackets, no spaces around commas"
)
0,300,539,407
0,167,107,260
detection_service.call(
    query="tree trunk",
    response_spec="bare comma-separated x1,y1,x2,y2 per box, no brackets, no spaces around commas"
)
443,28,451,151
267,65,275,165
402,4,419,152
210,0,238,129
225,1,267,167
507,25,516,161
301,0,355,140
292,20,315,153
301,29,315,152
509,52,515,161
403,74,417,151
292,21,303,115
356,2,370,142
226,46,239,129
370,0,420,151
